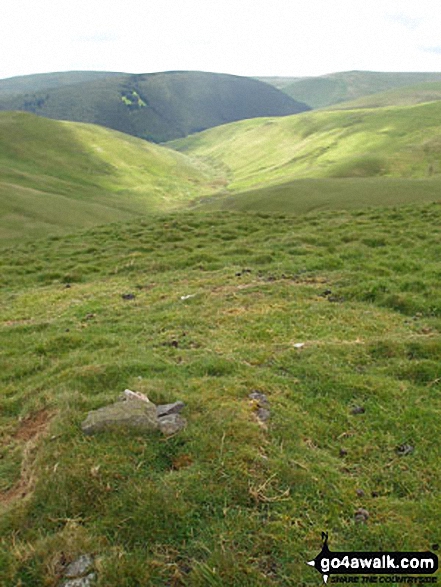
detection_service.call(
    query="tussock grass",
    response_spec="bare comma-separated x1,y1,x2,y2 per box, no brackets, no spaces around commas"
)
0,203,440,584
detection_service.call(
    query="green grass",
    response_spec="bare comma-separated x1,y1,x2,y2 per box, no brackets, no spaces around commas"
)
194,177,441,214
0,112,219,242
170,100,441,194
1,203,440,585
280,71,441,109
329,81,441,110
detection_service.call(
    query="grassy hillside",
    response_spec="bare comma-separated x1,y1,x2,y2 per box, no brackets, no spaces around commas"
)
281,71,441,109
194,177,441,215
328,81,441,110
170,101,441,195
1,203,440,585
0,71,310,143
0,112,218,242
0,71,124,98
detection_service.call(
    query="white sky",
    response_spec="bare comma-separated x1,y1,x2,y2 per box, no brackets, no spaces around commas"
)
2,0,441,80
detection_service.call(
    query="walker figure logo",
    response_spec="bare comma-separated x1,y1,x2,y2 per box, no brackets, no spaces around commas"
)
307,533,438,584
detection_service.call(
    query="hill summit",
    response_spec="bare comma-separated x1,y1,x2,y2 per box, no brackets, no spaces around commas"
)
0,70,310,142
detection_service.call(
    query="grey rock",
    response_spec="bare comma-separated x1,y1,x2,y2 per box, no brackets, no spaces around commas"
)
121,389,151,403
256,407,271,422
81,399,158,435
249,391,269,407
354,508,369,524
396,443,414,456
64,555,94,578
157,401,185,418
157,413,186,436
62,573,97,587
350,405,365,415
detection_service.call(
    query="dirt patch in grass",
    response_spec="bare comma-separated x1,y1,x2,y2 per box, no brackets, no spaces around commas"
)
0,409,53,506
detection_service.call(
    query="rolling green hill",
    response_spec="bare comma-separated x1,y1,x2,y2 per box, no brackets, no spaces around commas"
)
0,111,218,242
1,203,440,585
280,71,441,109
328,81,441,110
0,71,124,98
0,71,310,143
170,100,441,194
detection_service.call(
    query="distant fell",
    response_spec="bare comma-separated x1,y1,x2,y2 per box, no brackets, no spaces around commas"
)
0,71,310,142
279,71,441,108
0,71,124,97
327,81,441,110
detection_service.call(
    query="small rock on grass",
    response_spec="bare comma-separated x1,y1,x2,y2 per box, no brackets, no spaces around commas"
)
156,401,185,418
157,413,186,436
354,508,369,524
64,555,94,578
81,399,158,435
61,574,97,587
396,443,414,456
81,392,186,437
350,405,365,415
249,391,270,423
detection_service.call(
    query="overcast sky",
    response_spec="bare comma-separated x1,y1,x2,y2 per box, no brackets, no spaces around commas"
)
2,0,441,80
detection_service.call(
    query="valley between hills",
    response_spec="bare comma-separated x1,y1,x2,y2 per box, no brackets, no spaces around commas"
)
0,69,440,586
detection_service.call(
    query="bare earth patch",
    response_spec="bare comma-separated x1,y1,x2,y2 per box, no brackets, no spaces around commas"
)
0,409,53,506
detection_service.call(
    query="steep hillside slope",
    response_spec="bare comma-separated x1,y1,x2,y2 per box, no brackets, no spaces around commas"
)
0,71,310,142
0,112,217,242
171,100,441,192
0,71,124,97
281,71,441,108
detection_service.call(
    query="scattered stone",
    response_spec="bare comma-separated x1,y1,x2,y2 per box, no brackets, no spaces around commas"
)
356,489,365,497
249,391,269,407
156,401,185,418
249,391,270,423
354,508,369,524
61,574,97,587
59,554,96,587
371,491,379,498
81,399,158,435
64,555,94,579
339,448,348,457
65,283,72,289
122,293,136,300
396,443,414,456
121,389,150,403
157,413,186,436
256,407,271,422
235,268,252,277
82,391,187,436
350,405,365,415
328,295,345,303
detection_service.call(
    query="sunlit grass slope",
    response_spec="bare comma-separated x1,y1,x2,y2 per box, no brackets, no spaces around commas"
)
195,177,441,215
171,101,441,195
0,112,217,242
1,203,440,585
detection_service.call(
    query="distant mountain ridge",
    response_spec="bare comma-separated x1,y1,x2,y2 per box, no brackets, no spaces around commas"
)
0,70,310,142
270,71,441,108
